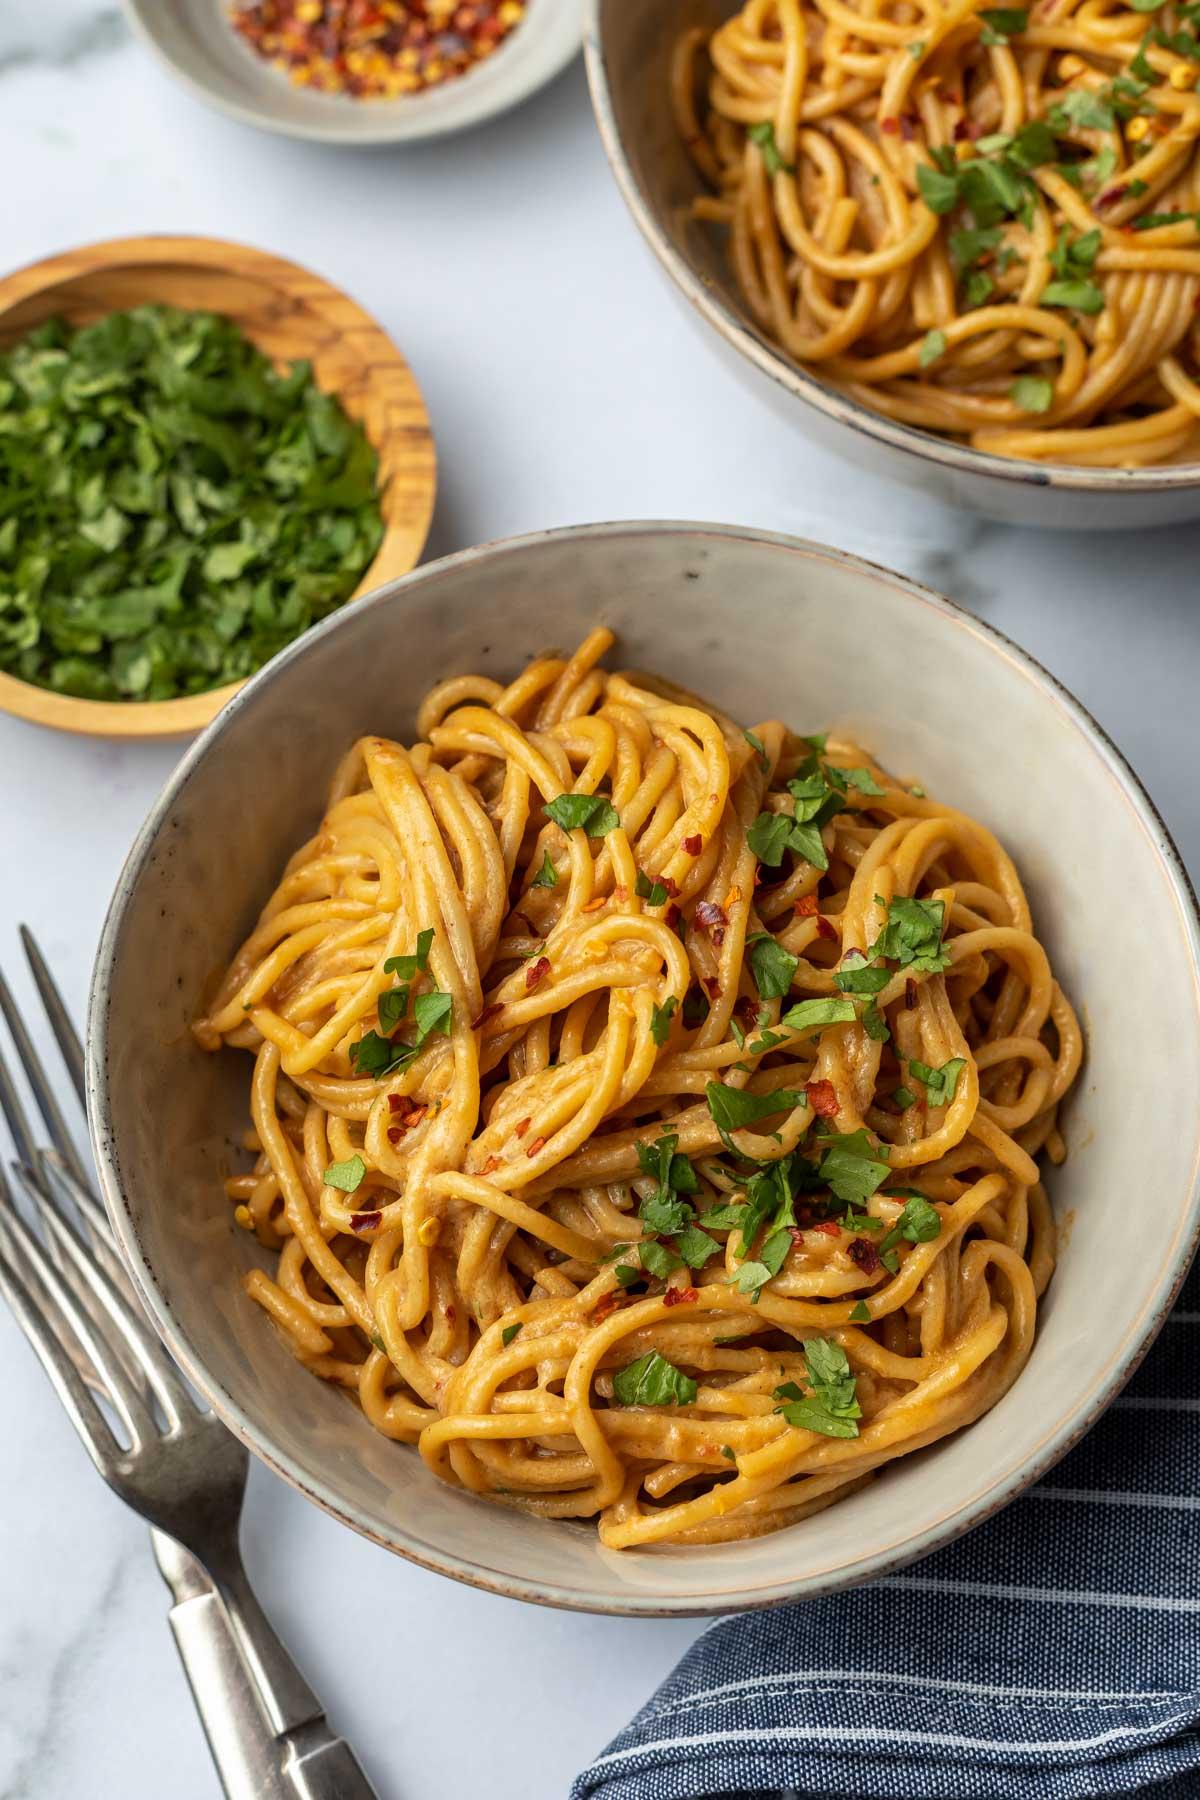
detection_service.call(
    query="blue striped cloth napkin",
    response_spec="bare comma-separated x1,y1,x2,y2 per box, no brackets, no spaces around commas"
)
573,1257,1200,1800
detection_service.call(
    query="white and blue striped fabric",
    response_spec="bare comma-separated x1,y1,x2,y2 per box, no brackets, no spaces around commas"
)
573,1256,1200,1800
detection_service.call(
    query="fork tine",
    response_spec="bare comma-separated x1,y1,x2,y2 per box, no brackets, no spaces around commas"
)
20,927,87,1119
0,992,37,1171
11,1162,196,1429
0,1234,121,1476
1,951,89,1189
39,1148,118,1256
0,1174,159,1448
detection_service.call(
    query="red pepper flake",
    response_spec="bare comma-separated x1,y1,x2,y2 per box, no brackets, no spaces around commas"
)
387,1103,427,1144
794,893,819,917
387,1092,415,1116
581,896,608,913
848,1237,881,1275
788,1225,806,1245
694,899,728,946
445,1304,456,1325
665,902,682,930
473,1001,504,1030
663,1285,699,1307
660,874,680,898
526,1135,547,1158
881,116,900,134
513,1116,531,1138
804,1079,840,1118
900,113,916,141
905,978,918,1010
813,1219,843,1238
351,1210,382,1233
480,1155,501,1175
815,914,838,941
682,834,703,855
702,975,721,1000
734,993,759,1028
593,1290,624,1323
1096,185,1126,211
525,955,551,991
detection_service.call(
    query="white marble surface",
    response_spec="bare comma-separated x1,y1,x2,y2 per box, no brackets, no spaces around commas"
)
0,6,1197,1799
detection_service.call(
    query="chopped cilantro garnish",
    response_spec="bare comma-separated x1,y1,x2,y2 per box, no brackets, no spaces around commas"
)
979,6,1028,43
613,1350,697,1406
720,1444,737,1462
384,928,434,980
908,1056,966,1107
917,162,961,215
774,1337,861,1437
501,1322,522,1346
833,962,890,996
650,995,678,1046
546,792,620,836
531,851,558,888
779,996,858,1033
748,932,799,1000
919,328,947,368
817,1127,890,1205
705,1081,805,1142
1041,278,1104,315
744,728,769,770
849,1300,872,1323
640,1239,684,1279
892,1084,918,1110
636,869,669,907
746,119,794,175
324,1154,366,1193
377,984,409,1035
878,1194,942,1273
869,896,950,971
1011,375,1054,414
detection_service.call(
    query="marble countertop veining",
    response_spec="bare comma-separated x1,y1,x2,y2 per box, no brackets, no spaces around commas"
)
0,6,1197,1799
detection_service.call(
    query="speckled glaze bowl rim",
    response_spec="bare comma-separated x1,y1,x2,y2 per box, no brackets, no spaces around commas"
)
120,0,583,146
88,520,1200,1616
583,4,1200,501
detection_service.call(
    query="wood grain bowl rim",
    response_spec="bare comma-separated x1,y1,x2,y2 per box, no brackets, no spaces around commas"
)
0,234,436,740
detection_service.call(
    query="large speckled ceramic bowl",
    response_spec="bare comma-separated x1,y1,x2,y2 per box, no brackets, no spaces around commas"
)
89,522,1200,1615
585,1,1200,531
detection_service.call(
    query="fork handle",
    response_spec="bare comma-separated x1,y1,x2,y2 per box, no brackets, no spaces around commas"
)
164,1557,381,1799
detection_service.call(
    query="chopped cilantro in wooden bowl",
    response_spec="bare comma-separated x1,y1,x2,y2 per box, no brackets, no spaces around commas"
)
0,236,435,737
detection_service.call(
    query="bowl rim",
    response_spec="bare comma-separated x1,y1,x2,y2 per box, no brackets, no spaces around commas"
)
0,232,435,740
88,518,1200,1616
120,0,583,146
582,2,1200,500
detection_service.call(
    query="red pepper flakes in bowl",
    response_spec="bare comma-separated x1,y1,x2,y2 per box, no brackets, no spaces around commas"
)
230,0,528,100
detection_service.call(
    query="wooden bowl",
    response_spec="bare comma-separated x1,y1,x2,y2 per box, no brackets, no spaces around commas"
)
0,235,436,739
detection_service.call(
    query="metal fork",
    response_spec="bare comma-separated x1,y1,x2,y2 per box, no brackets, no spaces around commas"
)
0,931,381,1800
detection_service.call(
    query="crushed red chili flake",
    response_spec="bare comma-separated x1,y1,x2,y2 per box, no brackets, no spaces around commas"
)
899,114,916,141
804,1079,840,1118
663,1285,699,1307
581,895,608,913
513,1116,531,1137
813,1219,843,1238
230,0,529,102
387,1092,414,1115
702,975,722,1000
480,1154,501,1175
525,1135,547,1158
814,914,838,941
905,977,918,1010
795,893,819,917
593,1290,624,1323
734,993,760,1028
445,1303,456,1324
525,955,551,990
351,1210,382,1232
665,902,682,930
953,118,970,142
881,116,899,133
848,1237,881,1275
788,1225,806,1245
682,834,703,855
387,1103,426,1144
694,899,728,945
660,874,680,898
473,1001,504,1029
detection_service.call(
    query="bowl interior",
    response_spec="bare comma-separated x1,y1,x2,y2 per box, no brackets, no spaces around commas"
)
0,237,435,737
127,0,583,144
90,522,1200,1613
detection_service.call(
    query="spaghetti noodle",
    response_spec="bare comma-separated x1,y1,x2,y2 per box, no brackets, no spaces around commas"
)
197,628,1082,1549
672,0,1200,465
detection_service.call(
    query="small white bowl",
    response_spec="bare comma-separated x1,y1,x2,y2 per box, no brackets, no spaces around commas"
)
122,0,582,145
90,522,1200,1615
